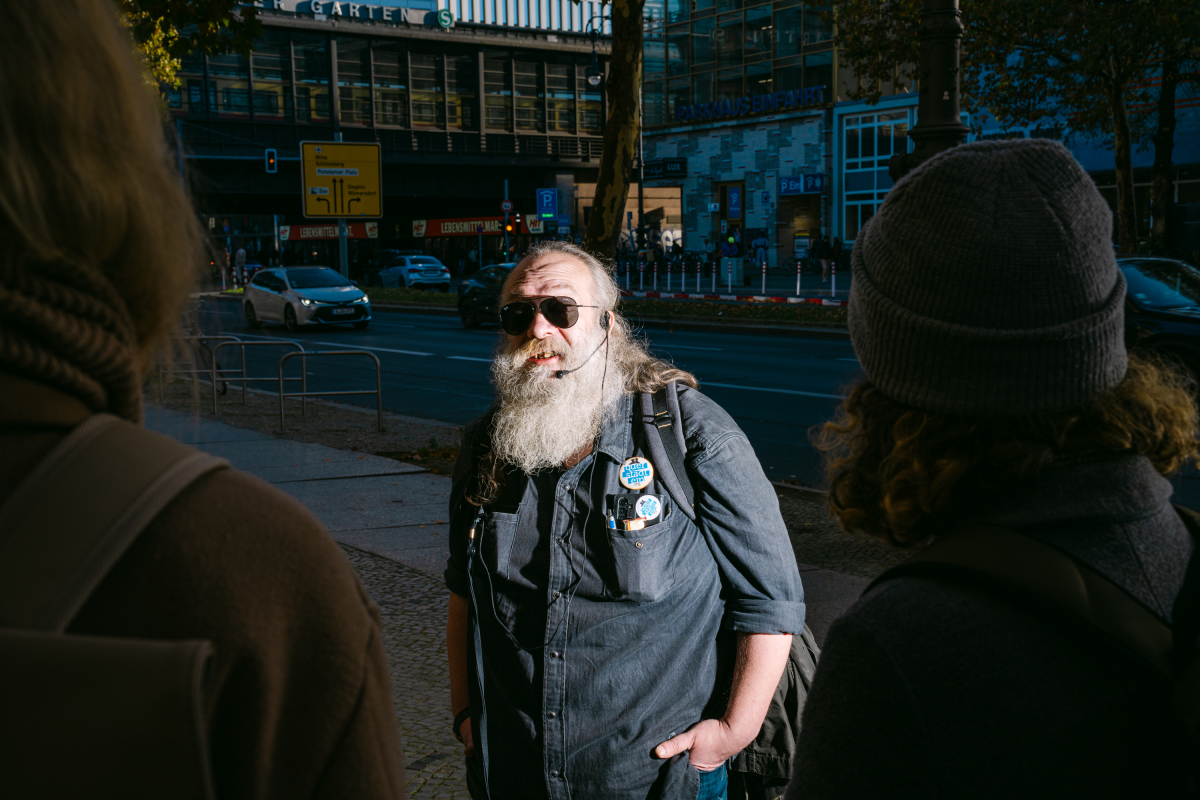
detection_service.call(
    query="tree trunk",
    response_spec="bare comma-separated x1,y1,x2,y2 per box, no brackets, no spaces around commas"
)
582,0,643,260
1149,55,1179,243
1106,77,1138,254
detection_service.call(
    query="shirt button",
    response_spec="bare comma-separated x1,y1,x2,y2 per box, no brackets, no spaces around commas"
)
550,770,561,778
549,650,560,658
552,590,561,599
547,711,557,719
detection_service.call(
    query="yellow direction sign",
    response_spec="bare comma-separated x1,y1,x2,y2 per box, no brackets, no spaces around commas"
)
300,141,382,219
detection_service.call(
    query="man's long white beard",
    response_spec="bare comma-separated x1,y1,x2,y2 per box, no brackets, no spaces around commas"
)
490,327,621,474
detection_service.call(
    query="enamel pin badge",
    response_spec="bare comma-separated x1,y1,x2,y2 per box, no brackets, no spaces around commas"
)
618,456,654,490
634,494,661,521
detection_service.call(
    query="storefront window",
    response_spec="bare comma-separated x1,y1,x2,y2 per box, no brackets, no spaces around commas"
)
293,34,330,123
744,6,773,60
717,68,743,101
803,4,832,44
373,43,408,127
514,61,545,132
485,57,513,130
447,54,477,131
773,6,802,58
668,27,690,75
411,54,445,128
692,18,716,65
252,32,291,122
717,14,743,67
546,64,576,134
337,38,372,126
747,62,772,94
666,0,690,24
804,51,832,91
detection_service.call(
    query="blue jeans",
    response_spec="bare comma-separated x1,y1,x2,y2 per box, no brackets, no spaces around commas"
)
697,764,728,800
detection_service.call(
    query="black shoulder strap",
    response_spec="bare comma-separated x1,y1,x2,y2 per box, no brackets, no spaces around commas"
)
639,384,695,519
868,524,1174,678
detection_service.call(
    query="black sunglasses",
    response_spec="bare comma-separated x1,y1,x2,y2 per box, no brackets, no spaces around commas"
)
499,296,600,335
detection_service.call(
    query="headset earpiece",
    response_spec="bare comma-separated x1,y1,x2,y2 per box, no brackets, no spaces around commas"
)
600,311,611,330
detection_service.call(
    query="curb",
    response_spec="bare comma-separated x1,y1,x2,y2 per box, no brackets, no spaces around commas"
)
622,290,848,308
198,291,851,339
772,480,827,496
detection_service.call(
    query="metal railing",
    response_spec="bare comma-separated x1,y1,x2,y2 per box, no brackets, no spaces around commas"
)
155,334,243,402
277,350,384,433
210,339,306,416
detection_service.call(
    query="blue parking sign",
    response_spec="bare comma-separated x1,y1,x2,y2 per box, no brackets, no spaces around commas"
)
537,189,558,220
778,174,824,196
727,186,742,220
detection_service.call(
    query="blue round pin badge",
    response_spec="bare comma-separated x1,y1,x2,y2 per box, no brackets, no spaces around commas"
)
619,457,654,490
634,494,661,521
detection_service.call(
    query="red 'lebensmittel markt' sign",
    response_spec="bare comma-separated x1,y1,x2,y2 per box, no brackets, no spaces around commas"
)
413,216,539,237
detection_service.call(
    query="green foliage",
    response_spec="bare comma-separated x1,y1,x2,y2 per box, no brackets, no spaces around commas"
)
823,0,921,104
364,287,459,306
120,0,262,87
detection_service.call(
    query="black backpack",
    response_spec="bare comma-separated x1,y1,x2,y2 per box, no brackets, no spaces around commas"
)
639,383,820,799
867,513,1200,795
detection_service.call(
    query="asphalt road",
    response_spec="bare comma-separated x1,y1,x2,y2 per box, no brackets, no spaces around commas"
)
190,300,1200,507
192,300,859,488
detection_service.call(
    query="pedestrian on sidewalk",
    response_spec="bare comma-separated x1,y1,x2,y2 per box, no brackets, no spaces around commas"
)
445,241,804,800
789,139,1198,797
830,237,843,275
0,3,405,797
814,235,830,282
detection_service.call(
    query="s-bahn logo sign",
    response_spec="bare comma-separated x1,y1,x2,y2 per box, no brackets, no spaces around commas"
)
677,86,827,124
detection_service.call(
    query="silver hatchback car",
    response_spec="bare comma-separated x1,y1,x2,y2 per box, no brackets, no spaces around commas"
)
243,266,371,331
377,255,451,291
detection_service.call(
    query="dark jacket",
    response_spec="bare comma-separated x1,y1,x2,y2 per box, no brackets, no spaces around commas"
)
0,372,405,800
787,452,1193,798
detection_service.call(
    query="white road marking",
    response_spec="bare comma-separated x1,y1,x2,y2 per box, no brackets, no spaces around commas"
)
313,342,433,356
837,357,860,362
702,381,843,400
447,356,494,363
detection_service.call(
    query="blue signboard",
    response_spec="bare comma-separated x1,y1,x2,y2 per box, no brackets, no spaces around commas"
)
536,188,558,220
778,174,825,196
727,186,742,220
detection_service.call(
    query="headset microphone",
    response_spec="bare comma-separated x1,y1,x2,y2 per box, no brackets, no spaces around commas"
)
553,311,611,379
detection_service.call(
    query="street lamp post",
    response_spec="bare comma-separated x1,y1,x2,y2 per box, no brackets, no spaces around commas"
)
888,0,971,182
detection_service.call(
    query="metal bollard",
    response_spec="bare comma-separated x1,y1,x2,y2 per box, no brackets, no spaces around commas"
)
625,261,631,290
831,259,837,297
796,259,802,296
666,258,671,293
727,259,732,294
711,260,716,294
639,261,644,291
654,259,658,291
762,261,767,296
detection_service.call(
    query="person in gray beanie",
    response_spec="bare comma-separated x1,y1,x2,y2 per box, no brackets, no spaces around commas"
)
786,139,1198,798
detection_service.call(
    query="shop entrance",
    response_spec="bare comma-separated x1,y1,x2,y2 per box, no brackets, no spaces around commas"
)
777,195,821,266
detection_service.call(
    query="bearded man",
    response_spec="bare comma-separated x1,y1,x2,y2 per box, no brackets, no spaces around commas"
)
444,241,805,800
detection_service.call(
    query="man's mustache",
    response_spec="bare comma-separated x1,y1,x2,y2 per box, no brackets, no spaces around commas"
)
508,338,572,362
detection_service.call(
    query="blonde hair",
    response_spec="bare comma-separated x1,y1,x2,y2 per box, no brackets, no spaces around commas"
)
0,0,202,368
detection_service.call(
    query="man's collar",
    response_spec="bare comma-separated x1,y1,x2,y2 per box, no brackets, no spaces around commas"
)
595,393,634,462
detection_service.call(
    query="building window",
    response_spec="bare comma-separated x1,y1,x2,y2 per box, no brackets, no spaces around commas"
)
373,43,408,127
208,53,251,119
667,27,690,76
546,63,576,134
515,61,545,133
446,54,477,131
666,0,690,24
774,5,802,59
645,30,667,76
411,53,445,128
745,5,773,60
578,67,603,134
293,34,330,123
843,111,908,239
252,31,290,122
803,5,832,44
692,18,716,66
485,57,513,131
717,13,743,67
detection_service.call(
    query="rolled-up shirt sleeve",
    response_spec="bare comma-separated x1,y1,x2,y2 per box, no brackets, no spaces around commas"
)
690,429,806,634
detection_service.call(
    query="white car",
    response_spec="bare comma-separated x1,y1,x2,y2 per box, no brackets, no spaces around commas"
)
243,266,371,331
377,255,452,291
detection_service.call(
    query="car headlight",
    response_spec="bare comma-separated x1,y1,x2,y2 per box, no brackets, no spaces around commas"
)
354,296,369,304
299,297,314,307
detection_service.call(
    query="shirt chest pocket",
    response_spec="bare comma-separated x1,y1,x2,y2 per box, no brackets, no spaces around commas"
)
482,510,519,583
607,511,679,605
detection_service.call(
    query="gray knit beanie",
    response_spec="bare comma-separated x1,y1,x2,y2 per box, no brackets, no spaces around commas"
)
848,138,1126,416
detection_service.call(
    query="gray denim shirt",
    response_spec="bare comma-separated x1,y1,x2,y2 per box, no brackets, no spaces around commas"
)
445,386,805,800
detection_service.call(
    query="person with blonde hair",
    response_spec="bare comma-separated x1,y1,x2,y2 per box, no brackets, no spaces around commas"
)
787,139,1197,797
0,2,403,797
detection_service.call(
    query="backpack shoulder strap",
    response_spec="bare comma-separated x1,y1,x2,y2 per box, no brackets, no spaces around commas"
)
639,383,695,520
866,524,1173,678
0,414,229,633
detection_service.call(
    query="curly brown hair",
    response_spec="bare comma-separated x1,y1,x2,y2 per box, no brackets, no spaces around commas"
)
815,353,1200,547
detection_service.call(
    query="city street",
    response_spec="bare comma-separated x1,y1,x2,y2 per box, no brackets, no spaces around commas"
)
192,299,862,489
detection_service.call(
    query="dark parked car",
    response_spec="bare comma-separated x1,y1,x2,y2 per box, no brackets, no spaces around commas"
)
1120,256,1200,376
457,262,517,328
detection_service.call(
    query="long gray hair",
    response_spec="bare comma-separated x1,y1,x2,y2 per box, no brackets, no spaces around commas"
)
510,240,699,394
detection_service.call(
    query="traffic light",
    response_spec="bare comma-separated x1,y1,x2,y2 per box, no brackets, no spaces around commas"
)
514,211,522,229
265,148,277,173
505,220,514,233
